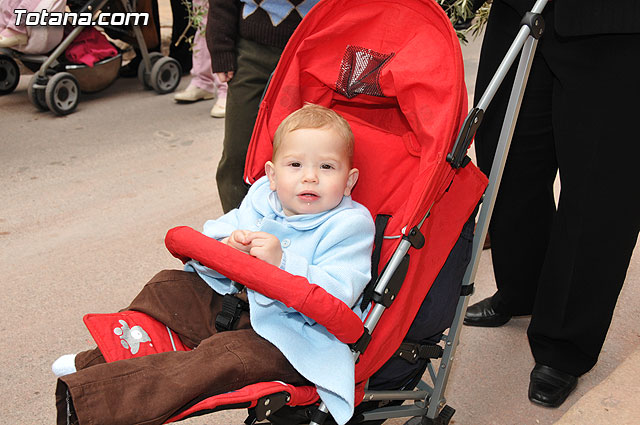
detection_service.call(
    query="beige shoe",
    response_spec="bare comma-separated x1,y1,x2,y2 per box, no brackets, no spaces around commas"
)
173,85,214,103
210,96,226,118
0,33,28,48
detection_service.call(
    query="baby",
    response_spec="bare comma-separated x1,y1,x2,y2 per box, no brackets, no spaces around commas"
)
53,103,374,425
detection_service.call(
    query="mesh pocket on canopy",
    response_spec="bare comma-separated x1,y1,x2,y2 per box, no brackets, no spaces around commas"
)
336,46,394,99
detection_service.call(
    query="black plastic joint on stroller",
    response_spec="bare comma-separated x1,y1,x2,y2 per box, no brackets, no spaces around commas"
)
447,108,484,169
246,392,292,424
521,12,545,39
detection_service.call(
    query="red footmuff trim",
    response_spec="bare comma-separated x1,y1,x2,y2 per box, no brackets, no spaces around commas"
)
166,382,319,423
83,311,190,363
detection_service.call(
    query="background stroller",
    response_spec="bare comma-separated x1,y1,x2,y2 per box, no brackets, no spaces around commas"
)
0,0,181,115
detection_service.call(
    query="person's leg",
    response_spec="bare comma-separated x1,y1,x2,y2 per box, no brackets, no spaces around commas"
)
55,270,259,424
527,28,640,378
56,327,307,425
125,269,251,346
170,0,193,73
210,71,228,117
0,0,40,35
0,0,35,46
185,0,214,93
472,1,557,316
215,38,283,212
56,270,242,376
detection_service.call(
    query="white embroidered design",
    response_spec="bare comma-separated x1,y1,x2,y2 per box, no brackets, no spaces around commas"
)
113,320,151,354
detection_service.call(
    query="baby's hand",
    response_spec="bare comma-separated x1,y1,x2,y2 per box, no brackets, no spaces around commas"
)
223,230,252,253
244,232,283,267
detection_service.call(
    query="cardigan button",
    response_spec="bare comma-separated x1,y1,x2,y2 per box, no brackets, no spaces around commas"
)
281,239,291,248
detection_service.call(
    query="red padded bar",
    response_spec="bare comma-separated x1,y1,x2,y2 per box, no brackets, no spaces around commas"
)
165,226,365,344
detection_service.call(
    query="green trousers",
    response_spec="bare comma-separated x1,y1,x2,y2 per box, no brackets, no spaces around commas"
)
216,38,284,212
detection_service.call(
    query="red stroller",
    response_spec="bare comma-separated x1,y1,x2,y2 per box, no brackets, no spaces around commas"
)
80,0,507,423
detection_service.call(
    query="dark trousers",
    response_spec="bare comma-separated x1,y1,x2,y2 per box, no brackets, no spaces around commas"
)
474,1,640,376
56,270,307,425
216,38,284,212
169,0,194,72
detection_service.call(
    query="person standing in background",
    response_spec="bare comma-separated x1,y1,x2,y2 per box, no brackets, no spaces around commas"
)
206,0,321,212
464,0,640,408
173,0,228,118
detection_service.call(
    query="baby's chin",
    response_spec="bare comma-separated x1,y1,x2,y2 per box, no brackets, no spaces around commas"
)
284,199,343,216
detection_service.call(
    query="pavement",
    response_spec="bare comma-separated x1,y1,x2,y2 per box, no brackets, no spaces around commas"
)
0,2,638,424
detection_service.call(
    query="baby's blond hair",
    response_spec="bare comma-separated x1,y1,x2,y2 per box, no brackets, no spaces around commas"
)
272,103,354,163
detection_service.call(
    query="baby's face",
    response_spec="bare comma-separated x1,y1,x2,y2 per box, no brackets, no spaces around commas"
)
265,127,358,216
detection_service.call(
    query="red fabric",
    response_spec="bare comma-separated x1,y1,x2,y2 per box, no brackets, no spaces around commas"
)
166,382,319,423
65,27,118,67
165,226,365,344
83,311,190,363
355,161,486,390
240,0,488,405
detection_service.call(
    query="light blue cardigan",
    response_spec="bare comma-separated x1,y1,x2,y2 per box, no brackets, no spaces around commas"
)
186,176,375,424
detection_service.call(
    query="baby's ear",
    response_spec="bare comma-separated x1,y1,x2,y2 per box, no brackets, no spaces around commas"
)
265,161,277,191
344,168,359,196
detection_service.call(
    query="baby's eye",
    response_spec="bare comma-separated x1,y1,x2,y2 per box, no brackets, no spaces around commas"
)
289,162,301,168
320,164,334,170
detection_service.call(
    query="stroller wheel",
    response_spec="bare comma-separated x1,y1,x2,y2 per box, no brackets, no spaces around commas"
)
0,54,20,95
45,72,80,115
137,52,164,90
28,74,49,111
150,57,182,94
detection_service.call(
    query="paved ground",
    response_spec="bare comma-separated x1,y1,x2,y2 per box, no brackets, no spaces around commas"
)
0,3,638,424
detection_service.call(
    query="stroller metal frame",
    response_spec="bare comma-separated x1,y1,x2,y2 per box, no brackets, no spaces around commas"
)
308,1,550,424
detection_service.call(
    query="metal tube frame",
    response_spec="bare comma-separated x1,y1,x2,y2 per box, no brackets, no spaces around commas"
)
312,1,548,423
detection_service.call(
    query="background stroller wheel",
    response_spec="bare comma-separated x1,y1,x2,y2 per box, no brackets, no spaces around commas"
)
45,72,80,115
149,57,181,94
28,74,49,111
0,54,20,95
137,52,164,90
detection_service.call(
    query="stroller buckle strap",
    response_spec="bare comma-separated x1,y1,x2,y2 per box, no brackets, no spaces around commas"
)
395,342,443,364
351,328,372,357
215,294,249,332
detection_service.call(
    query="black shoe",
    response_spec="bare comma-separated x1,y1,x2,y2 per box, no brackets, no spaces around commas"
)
529,364,578,408
463,296,512,327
